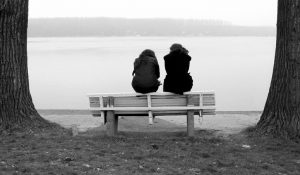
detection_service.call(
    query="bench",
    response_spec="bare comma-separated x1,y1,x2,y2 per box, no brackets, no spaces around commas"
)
88,91,216,137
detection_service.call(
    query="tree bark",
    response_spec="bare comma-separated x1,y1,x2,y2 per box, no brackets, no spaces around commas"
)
0,0,49,131
257,0,300,138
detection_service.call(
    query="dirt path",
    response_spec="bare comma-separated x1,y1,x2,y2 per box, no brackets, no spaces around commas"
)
42,112,260,135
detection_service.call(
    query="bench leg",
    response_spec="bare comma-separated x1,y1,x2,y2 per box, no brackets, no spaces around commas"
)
103,111,107,124
115,115,119,134
198,110,202,117
101,111,105,124
148,111,153,125
187,110,194,137
106,111,118,136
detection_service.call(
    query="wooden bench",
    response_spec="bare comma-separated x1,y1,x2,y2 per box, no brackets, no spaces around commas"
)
88,91,216,137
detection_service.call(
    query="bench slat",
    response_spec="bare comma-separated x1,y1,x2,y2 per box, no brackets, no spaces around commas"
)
88,91,214,97
89,106,215,111
91,109,215,116
90,94,210,108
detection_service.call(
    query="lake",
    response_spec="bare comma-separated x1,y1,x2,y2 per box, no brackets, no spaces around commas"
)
28,37,275,111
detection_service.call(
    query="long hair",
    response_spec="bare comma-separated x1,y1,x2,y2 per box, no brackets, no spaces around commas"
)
170,43,189,54
139,49,156,58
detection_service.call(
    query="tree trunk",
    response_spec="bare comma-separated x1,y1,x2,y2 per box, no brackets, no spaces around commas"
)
0,0,49,131
257,0,300,138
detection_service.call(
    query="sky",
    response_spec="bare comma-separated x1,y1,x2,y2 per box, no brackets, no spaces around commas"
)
29,0,277,26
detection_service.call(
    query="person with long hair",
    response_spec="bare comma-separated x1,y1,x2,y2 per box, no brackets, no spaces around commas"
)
163,43,193,94
132,49,161,93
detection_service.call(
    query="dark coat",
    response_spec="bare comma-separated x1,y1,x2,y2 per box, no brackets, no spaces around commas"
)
131,55,160,93
163,51,193,94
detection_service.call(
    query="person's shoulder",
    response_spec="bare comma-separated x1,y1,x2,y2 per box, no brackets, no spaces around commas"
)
147,56,159,64
184,54,191,61
134,57,141,65
164,53,172,60
177,52,191,61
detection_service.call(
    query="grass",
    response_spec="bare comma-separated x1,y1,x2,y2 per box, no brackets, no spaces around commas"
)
0,125,300,175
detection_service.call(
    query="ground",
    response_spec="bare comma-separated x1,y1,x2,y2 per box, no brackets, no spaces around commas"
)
0,111,299,175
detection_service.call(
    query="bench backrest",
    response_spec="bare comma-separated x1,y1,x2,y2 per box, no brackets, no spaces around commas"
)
88,92,216,116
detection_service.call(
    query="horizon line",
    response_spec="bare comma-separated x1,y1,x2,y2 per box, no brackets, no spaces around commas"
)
28,17,275,27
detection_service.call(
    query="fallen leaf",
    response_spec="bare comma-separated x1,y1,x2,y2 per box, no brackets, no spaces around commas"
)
83,164,91,168
242,145,251,149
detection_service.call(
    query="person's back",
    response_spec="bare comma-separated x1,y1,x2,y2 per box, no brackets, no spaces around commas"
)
163,44,193,94
132,49,160,93
164,50,190,75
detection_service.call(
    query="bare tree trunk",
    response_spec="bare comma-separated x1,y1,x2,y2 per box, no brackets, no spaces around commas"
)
0,0,49,131
257,0,300,138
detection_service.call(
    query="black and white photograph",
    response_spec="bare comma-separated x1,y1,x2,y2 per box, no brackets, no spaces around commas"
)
0,0,300,174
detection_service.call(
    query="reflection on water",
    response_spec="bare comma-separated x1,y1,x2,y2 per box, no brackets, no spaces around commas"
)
28,37,275,111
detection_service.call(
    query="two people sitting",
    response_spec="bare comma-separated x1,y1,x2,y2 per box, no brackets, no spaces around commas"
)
132,43,193,94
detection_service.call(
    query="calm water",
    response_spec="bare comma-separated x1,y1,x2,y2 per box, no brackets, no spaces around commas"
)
28,37,275,111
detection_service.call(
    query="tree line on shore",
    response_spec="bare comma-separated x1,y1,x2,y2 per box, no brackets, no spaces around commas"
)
28,17,275,37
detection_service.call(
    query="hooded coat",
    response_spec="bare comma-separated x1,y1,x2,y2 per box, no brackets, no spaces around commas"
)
131,50,160,93
163,50,193,94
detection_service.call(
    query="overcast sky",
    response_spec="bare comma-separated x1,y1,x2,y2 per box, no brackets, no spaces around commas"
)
29,0,277,26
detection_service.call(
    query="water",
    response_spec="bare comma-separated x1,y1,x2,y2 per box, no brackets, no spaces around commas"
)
28,37,275,111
